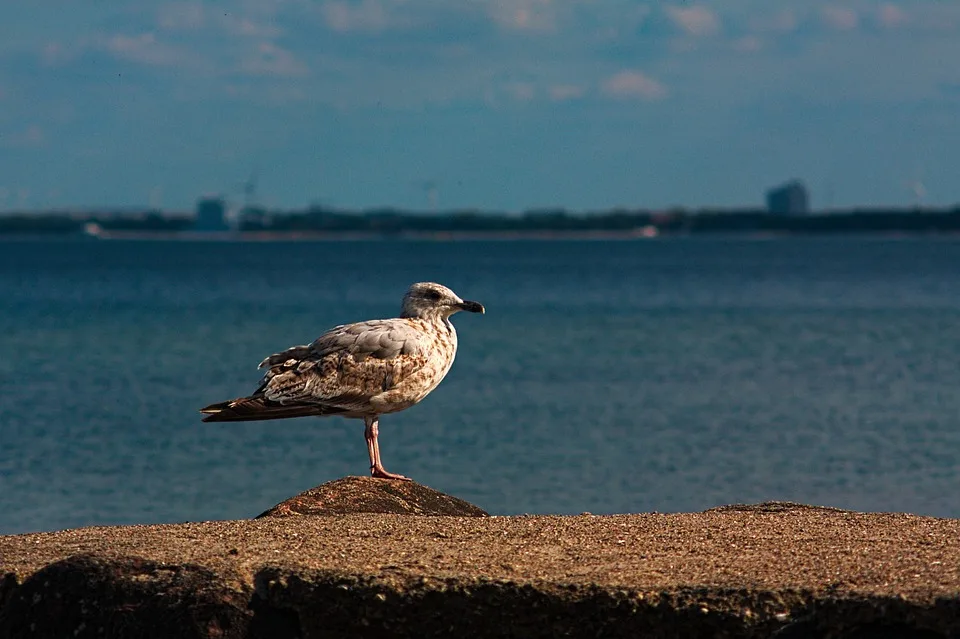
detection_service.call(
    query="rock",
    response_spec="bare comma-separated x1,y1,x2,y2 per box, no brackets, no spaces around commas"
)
705,501,853,514
2,492,960,637
256,476,488,518
253,572,954,639
0,572,17,611
0,554,251,639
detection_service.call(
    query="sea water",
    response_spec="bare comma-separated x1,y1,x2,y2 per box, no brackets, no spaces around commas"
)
2,236,960,534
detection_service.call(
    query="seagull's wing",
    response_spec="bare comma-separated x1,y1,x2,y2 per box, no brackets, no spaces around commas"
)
254,319,429,412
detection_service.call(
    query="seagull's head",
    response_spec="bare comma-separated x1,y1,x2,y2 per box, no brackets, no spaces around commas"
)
400,282,485,320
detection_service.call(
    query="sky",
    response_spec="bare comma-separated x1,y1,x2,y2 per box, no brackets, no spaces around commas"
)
1,1,959,213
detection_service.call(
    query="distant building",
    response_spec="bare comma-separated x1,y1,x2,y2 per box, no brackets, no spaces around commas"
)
238,205,269,231
766,180,810,215
195,196,228,231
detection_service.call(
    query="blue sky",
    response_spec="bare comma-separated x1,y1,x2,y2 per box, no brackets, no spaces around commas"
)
1,1,958,212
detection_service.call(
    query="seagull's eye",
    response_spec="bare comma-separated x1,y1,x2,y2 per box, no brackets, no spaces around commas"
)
423,290,443,302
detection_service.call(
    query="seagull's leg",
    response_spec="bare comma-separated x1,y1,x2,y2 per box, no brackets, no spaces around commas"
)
364,416,378,475
366,415,410,481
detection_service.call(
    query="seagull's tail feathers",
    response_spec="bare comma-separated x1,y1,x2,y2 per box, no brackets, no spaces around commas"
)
200,396,340,422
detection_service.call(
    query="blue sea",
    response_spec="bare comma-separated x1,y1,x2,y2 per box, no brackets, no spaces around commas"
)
2,237,960,534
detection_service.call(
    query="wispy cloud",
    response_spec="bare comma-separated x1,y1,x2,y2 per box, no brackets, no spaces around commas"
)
665,5,720,37
488,0,556,32
877,3,908,28
549,84,585,102
157,3,205,31
40,42,77,66
732,36,763,54
240,42,308,77
505,81,536,102
1,125,46,149
97,32,190,67
321,0,395,33
748,9,798,33
601,70,667,101
221,14,283,39
160,3,284,38
821,6,859,31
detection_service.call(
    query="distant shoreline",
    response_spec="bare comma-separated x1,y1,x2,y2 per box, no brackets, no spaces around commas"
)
5,206,960,239
85,228,665,241
4,228,960,242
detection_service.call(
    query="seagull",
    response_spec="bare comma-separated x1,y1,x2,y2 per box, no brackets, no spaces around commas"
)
200,282,484,481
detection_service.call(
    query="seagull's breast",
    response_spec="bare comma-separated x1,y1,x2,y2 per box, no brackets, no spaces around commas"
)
370,319,458,414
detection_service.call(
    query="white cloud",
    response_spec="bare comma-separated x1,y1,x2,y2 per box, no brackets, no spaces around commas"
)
821,6,859,31
505,81,535,102
601,70,667,101
733,36,763,54
157,3,205,30
748,9,797,33
1,125,45,148
321,0,392,33
549,84,585,102
877,3,908,29
158,4,282,38
40,42,76,66
221,15,283,39
665,5,720,37
240,42,308,77
98,32,189,67
489,0,556,32
590,5,651,41
482,80,539,108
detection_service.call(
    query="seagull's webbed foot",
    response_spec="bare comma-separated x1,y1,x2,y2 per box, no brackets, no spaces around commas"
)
371,465,412,481
365,415,412,481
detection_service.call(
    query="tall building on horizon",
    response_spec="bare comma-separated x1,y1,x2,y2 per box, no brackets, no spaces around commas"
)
766,180,810,215
195,196,228,231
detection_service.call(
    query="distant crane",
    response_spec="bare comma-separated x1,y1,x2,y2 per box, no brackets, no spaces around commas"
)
241,168,259,210
906,179,926,207
148,186,163,211
904,165,927,208
225,167,261,228
822,178,834,212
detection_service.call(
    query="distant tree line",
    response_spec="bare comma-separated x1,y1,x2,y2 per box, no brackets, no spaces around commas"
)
240,206,669,233
241,205,960,234
0,211,192,235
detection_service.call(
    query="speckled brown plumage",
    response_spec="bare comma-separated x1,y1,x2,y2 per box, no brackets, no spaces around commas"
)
200,282,484,480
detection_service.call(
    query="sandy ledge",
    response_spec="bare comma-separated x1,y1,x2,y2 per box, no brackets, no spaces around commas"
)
1,478,959,638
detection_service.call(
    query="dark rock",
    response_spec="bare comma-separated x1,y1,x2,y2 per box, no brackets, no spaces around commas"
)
0,573,17,610
252,572,958,639
252,570,777,638
705,501,853,514
0,554,251,639
256,476,488,518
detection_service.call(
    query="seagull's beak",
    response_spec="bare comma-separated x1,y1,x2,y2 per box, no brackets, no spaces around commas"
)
457,300,485,314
